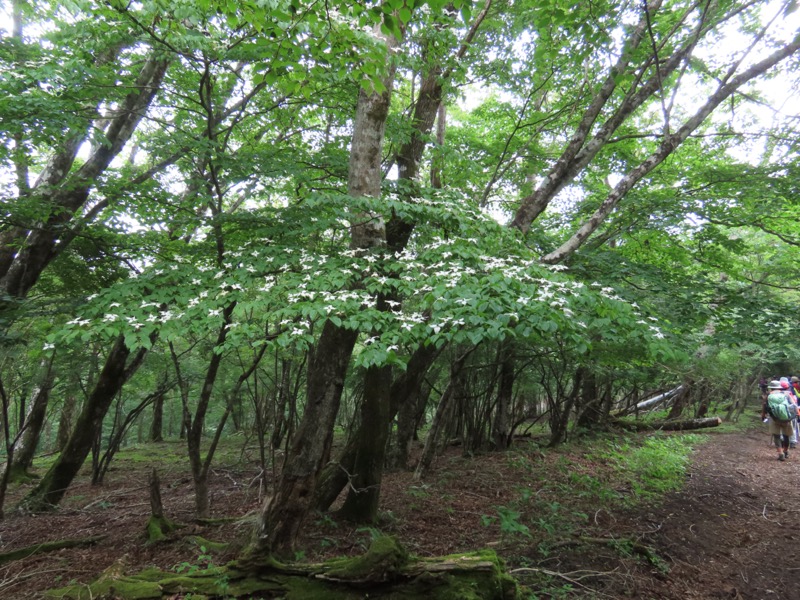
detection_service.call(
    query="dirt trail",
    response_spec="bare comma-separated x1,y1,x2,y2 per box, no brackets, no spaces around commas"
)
608,425,800,599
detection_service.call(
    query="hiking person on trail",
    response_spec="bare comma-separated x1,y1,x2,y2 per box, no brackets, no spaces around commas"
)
763,380,799,461
780,378,799,448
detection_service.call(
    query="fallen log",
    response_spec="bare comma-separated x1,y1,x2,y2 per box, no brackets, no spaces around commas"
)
610,416,722,432
616,385,684,416
0,536,105,566
46,535,517,599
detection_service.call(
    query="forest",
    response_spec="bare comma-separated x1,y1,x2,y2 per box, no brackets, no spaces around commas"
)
1,0,800,597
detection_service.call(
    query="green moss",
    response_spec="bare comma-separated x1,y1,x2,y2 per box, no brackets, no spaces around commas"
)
45,539,515,600
45,577,162,600
145,514,180,543
324,535,409,581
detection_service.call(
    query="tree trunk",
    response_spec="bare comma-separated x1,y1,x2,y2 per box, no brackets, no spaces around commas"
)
56,394,78,453
149,390,165,443
253,19,401,554
492,345,514,450
548,368,583,447
667,382,691,420
414,350,472,481
539,38,800,263
6,360,55,481
20,335,146,511
576,368,602,429
255,321,358,554
311,344,441,512
611,416,722,431
0,53,169,303
337,364,391,523
390,374,433,470
57,537,515,600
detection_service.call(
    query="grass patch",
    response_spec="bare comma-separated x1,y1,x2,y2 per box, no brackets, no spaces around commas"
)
590,433,700,506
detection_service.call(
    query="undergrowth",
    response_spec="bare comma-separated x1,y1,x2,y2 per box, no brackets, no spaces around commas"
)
496,431,706,598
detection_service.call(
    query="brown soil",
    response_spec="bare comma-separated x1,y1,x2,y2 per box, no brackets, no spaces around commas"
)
0,421,793,599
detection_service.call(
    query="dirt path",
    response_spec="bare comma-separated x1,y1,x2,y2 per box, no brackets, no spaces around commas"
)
606,426,800,599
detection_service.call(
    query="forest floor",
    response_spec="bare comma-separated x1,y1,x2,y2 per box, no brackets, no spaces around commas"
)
0,407,795,599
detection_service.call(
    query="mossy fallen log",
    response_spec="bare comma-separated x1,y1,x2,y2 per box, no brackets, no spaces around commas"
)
611,416,722,432
46,535,517,599
0,536,105,566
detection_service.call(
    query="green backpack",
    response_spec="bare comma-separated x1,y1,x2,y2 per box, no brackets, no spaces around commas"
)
768,392,795,422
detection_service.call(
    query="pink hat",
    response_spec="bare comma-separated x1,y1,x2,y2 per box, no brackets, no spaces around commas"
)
781,381,790,389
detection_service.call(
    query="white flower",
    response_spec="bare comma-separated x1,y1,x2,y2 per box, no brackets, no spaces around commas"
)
43,342,55,351
103,313,119,322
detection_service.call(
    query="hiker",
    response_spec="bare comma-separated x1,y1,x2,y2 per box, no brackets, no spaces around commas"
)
763,380,799,461
780,378,799,448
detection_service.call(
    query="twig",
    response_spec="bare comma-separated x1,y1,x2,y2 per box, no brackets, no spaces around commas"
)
762,503,777,522
460,490,493,501
0,567,71,594
510,567,617,597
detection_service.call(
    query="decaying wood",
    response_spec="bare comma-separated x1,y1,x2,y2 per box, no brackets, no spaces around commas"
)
611,416,722,432
47,536,517,599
